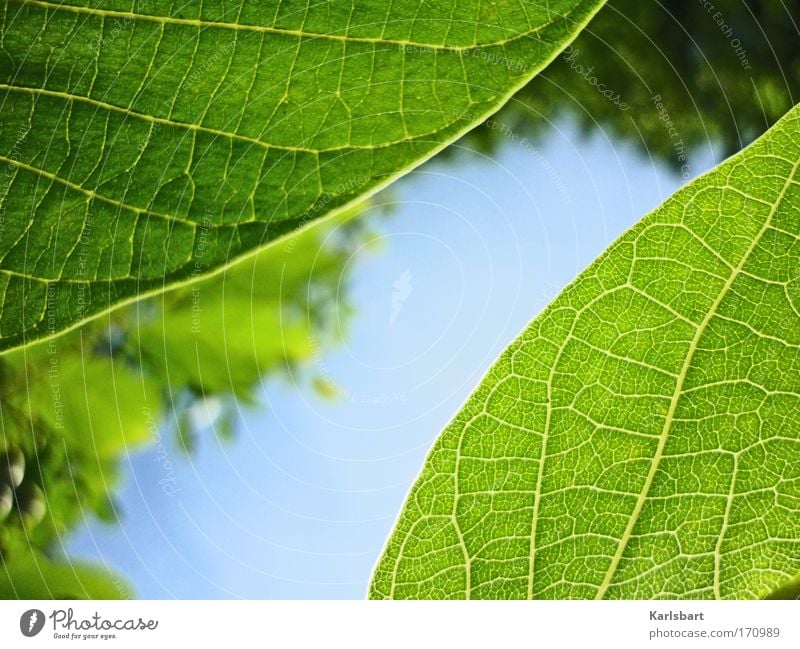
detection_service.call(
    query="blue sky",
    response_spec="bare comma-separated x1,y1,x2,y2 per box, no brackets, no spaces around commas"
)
67,117,718,598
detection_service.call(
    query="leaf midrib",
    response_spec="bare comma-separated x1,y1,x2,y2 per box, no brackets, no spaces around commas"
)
13,0,567,52
0,84,456,156
593,155,800,599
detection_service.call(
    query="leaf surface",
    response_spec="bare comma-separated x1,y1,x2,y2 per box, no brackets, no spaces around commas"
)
370,105,800,599
0,0,603,351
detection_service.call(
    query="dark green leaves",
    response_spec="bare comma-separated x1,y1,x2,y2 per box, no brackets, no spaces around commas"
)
370,104,800,600
0,0,603,350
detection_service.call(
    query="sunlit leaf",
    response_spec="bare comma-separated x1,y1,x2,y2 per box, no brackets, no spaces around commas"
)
0,0,603,351
370,104,800,600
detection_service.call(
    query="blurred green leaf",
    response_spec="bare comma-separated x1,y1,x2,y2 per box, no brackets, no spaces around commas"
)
0,545,128,599
466,0,800,170
0,204,376,598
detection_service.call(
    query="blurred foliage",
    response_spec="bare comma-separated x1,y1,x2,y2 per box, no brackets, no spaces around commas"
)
465,0,800,168
0,207,375,598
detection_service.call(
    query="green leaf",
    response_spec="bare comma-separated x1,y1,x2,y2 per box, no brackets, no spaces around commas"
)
0,545,129,599
0,0,603,352
370,104,800,600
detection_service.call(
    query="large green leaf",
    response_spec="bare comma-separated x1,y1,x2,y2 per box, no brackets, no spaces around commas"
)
0,0,603,351
370,104,800,599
